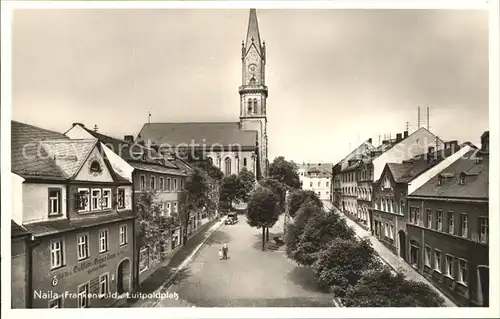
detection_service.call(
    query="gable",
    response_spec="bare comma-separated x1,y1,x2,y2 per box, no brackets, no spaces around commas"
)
73,145,114,182
64,124,95,139
378,165,395,190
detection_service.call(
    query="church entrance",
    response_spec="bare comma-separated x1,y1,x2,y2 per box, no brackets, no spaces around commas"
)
398,230,406,260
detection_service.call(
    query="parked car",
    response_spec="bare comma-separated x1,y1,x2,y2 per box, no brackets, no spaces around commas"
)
225,212,238,225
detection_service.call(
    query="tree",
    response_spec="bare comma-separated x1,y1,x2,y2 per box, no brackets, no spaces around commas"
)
136,190,178,254
188,157,224,182
285,201,323,259
312,237,382,297
219,174,245,208
259,178,287,241
287,189,323,218
291,209,357,266
247,187,280,251
343,267,445,307
237,167,256,202
180,167,210,244
268,156,301,189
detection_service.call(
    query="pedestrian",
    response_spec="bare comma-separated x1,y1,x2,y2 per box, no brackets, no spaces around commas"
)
218,248,223,260
222,243,228,260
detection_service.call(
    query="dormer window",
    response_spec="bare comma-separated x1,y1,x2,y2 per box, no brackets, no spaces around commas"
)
459,173,466,185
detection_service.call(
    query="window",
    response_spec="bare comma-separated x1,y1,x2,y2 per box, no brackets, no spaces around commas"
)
458,259,468,285
78,283,90,308
424,246,432,267
318,182,321,187
166,202,171,216
173,178,178,190
310,182,313,187
173,202,178,213
50,239,65,270
426,209,432,228
140,175,146,190
409,207,415,224
102,189,111,209
479,217,488,243
48,188,62,216
166,177,171,191
461,214,468,238
384,222,389,237
326,182,329,188
48,296,62,308
77,188,90,212
77,234,89,261
382,199,387,212
436,210,443,231
415,207,420,225
243,158,247,167
99,273,109,298
390,224,395,239
120,225,128,246
159,177,164,190
445,255,454,277
91,189,102,211
224,157,232,175
150,176,156,190
117,188,126,209
434,250,441,272
99,229,109,253
180,179,184,190
438,175,443,186
410,243,419,268
447,212,455,234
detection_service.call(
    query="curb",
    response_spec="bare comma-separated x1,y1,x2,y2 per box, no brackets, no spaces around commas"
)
147,217,226,307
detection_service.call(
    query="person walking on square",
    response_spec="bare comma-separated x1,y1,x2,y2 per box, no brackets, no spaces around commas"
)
222,243,228,260
218,248,223,260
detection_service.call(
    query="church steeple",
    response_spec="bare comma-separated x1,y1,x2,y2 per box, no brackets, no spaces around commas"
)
245,9,263,56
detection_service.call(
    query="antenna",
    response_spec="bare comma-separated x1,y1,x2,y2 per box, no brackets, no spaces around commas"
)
418,106,430,130
93,124,98,132
405,121,410,132
148,110,152,124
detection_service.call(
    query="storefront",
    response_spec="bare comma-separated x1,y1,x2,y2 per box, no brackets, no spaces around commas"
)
28,218,135,308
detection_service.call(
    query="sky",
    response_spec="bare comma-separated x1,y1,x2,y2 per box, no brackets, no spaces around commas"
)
11,8,489,164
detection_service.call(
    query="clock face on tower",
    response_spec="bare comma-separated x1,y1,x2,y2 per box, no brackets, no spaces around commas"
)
248,64,257,74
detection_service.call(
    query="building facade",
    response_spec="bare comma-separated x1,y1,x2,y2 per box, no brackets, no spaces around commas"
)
11,221,31,308
298,163,333,201
406,134,489,307
136,9,269,180
11,121,136,308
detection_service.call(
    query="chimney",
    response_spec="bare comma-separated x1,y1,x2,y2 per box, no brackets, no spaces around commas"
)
124,135,134,143
481,131,489,154
368,138,372,144
403,130,409,138
396,133,402,142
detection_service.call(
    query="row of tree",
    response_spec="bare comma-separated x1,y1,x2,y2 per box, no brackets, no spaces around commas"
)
284,190,445,307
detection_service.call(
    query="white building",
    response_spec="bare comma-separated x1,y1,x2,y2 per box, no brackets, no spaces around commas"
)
297,163,333,201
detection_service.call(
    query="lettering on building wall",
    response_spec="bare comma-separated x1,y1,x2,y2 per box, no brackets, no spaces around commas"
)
53,251,125,280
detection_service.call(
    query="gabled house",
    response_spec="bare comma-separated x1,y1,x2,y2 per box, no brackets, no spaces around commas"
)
406,134,489,307
11,121,135,308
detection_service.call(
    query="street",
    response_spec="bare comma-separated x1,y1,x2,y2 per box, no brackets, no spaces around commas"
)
153,214,334,307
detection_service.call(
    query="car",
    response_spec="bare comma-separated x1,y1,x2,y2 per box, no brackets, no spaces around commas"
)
225,213,238,225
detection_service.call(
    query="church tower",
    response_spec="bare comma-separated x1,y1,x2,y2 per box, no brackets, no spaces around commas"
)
239,8,268,178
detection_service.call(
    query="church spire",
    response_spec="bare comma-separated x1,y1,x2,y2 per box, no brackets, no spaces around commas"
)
245,9,262,56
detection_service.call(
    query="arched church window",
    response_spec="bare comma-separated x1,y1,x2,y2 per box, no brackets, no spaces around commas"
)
243,158,247,167
247,99,253,114
225,157,232,175
253,98,258,113
207,157,213,165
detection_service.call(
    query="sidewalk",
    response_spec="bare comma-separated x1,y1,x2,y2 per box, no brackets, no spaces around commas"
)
331,205,457,307
115,217,225,307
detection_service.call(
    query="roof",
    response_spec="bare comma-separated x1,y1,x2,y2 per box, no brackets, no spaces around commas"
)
138,122,258,148
386,146,459,184
11,220,30,237
23,210,135,237
41,139,97,178
335,139,375,166
128,161,188,176
245,9,263,56
12,121,69,179
411,150,488,199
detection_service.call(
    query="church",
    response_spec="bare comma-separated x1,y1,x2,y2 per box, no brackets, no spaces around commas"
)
137,9,269,180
